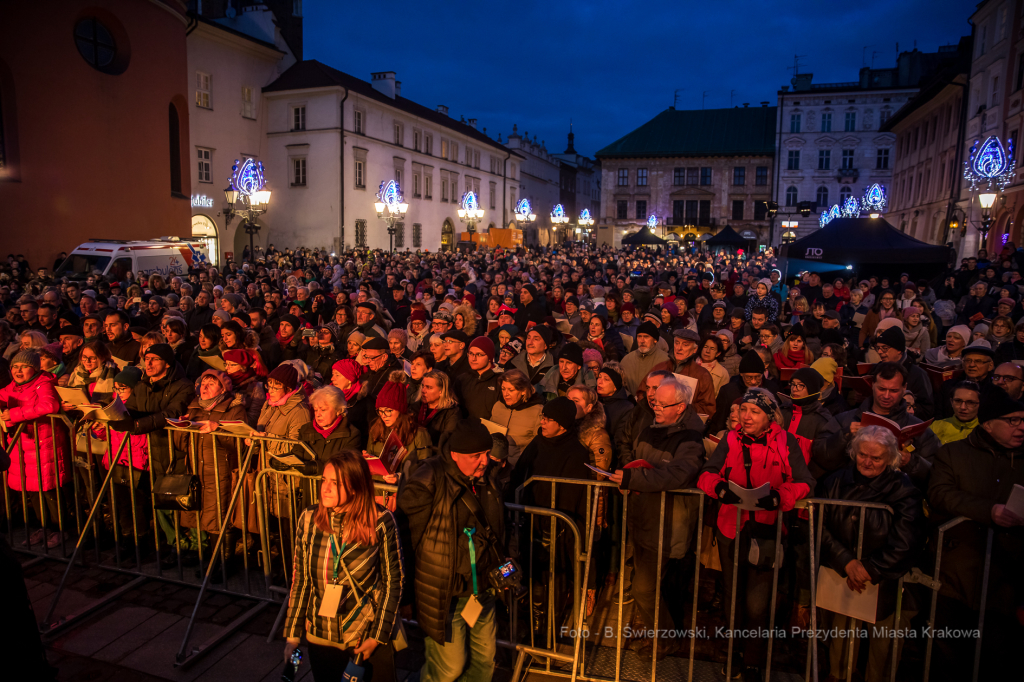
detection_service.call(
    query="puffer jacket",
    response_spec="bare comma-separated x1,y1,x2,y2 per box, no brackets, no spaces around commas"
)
411,402,460,448
397,446,505,644
719,342,742,377
577,411,613,473
95,424,150,471
819,462,924,620
0,372,69,491
620,413,705,557
927,428,1024,613
489,396,544,466
119,363,195,473
176,392,249,533
779,396,843,480
698,423,815,539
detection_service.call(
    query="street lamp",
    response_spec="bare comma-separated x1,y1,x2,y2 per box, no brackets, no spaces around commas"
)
551,203,569,243
457,191,484,234
375,179,409,252
978,191,998,245
577,208,595,241
223,158,271,260
513,198,537,243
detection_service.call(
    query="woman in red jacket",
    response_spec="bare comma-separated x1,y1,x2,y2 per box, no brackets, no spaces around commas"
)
0,350,71,549
698,388,814,681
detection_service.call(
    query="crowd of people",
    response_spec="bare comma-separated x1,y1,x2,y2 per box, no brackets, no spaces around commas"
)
0,240,1022,682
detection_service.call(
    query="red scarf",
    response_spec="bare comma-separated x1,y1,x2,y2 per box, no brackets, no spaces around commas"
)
313,414,343,439
774,346,805,370
342,380,361,403
267,387,299,407
276,329,296,347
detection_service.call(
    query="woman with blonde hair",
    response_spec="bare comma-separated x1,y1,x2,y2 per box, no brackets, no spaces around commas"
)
283,452,403,681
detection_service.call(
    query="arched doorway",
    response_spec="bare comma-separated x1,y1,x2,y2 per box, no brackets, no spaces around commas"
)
441,220,455,252
192,214,219,266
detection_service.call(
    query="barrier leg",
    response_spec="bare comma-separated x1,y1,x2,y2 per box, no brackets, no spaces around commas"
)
649,491,666,680
687,496,703,682
805,502,819,682
614,493,628,682
568,485,600,682
725,505,741,681
764,510,785,680
971,529,993,682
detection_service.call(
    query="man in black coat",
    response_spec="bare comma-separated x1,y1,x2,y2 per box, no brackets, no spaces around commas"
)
514,284,546,330
103,310,141,365
872,326,935,421
456,337,501,420
398,421,506,682
934,343,994,419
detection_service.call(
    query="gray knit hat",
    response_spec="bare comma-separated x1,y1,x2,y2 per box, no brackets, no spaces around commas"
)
11,349,41,369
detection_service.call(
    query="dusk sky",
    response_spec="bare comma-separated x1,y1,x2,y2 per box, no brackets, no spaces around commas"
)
305,0,971,158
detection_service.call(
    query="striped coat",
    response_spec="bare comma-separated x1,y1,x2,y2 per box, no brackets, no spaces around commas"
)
283,505,403,647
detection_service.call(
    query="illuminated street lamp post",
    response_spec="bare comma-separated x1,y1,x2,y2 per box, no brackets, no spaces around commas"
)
374,179,409,252
223,158,271,259
458,191,485,234
963,135,1015,253
551,203,569,243
576,208,595,241
513,198,537,242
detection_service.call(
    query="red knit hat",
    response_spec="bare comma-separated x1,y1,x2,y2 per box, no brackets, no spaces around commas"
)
223,348,268,377
410,309,428,323
469,336,495,358
375,381,408,413
332,358,364,383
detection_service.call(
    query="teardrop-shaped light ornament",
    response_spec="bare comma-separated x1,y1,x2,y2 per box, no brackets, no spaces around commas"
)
965,135,1016,191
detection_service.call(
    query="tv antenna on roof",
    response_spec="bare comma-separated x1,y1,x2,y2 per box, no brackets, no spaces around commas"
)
673,88,684,108
786,55,807,76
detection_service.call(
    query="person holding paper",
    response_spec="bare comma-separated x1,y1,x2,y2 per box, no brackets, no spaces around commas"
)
670,329,716,416
606,377,704,661
62,340,118,409
102,310,140,366
282,453,403,681
489,369,544,467
366,380,432,482
818,426,924,682
697,388,814,680
927,387,1024,680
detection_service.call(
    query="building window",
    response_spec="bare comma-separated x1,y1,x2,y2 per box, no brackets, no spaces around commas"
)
293,0,302,16
451,175,458,200
698,200,711,226
413,129,421,151
876,148,890,169
733,167,745,185
292,105,305,131
412,223,422,248
785,186,798,206
637,168,648,186
991,76,1000,107
394,221,405,248
196,148,211,183
818,149,831,170
841,149,855,170
292,158,306,186
489,183,495,209
394,121,402,146
616,200,627,219
74,18,123,74
451,141,458,161
700,167,712,185
424,134,432,155
441,176,448,202
844,111,856,131
787,150,800,170
424,174,432,199
195,71,211,109
354,160,365,188
816,185,829,207
732,200,744,220
355,220,367,247
473,150,480,169
879,109,891,126
754,201,768,220
790,114,801,133
840,186,852,204
636,200,647,219
617,168,628,186
354,110,364,134
673,167,685,185
683,200,698,224
821,113,832,132
395,168,402,187
241,87,255,119
672,200,685,224
755,166,768,185
684,167,697,185
440,139,448,159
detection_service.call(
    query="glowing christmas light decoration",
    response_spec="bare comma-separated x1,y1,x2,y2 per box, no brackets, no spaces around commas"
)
841,196,861,218
461,191,480,214
647,214,658,230
860,183,887,214
551,204,569,224
578,208,594,226
230,158,266,197
514,198,536,222
820,204,841,228
964,136,1016,192
376,179,404,210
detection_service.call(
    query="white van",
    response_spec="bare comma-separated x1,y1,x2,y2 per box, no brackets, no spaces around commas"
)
54,238,211,281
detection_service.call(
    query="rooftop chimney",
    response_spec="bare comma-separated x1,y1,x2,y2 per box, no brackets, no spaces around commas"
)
760,101,769,107
395,81,401,98
370,71,397,99
743,102,749,107
437,105,448,116
468,118,477,129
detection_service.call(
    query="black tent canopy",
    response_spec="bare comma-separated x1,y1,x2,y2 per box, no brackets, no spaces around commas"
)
621,228,667,246
704,225,749,247
778,217,952,279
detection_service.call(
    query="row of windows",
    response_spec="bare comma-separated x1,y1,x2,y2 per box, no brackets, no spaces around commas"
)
614,198,769,224
786,148,890,171
788,109,892,134
784,185,855,207
898,100,962,157
353,219,424,249
617,166,768,187
195,72,257,120
352,109,496,175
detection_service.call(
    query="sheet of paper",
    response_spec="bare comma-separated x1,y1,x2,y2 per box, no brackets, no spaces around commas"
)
480,419,508,436
727,480,771,511
57,387,92,406
112,356,131,370
271,453,307,467
460,594,483,628
1005,483,1024,518
619,332,634,352
852,312,866,326
584,462,614,477
672,373,698,401
80,395,129,421
201,355,227,372
815,565,879,623
217,421,253,436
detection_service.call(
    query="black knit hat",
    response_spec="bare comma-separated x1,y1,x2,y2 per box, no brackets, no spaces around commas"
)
267,363,299,391
787,323,806,340
877,326,906,353
636,321,660,341
791,367,824,396
448,419,493,454
600,367,624,392
558,343,584,367
542,396,578,432
978,386,1024,424
144,343,175,366
279,313,302,330
739,350,766,374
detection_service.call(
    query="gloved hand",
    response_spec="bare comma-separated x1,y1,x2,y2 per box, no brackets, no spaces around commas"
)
755,490,781,511
715,480,741,505
107,418,134,434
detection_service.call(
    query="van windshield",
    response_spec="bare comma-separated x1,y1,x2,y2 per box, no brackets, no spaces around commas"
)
55,253,111,280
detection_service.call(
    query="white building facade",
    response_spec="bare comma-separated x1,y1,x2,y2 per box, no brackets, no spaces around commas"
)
261,63,523,252
186,5,297,264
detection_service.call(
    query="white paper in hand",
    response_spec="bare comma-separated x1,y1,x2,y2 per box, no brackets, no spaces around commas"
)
1005,484,1024,518
815,565,879,623
727,480,771,511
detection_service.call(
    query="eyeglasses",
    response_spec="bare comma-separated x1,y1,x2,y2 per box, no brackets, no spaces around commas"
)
952,398,980,407
267,381,285,391
999,416,1024,427
992,374,1022,383
377,408,396,417
650,400,684,409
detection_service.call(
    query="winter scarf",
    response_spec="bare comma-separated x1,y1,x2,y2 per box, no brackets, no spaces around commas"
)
266,387,300,408
313,414,343,439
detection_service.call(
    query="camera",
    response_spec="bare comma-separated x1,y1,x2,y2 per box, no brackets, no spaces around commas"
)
300,328,317,339
489,558,526,598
